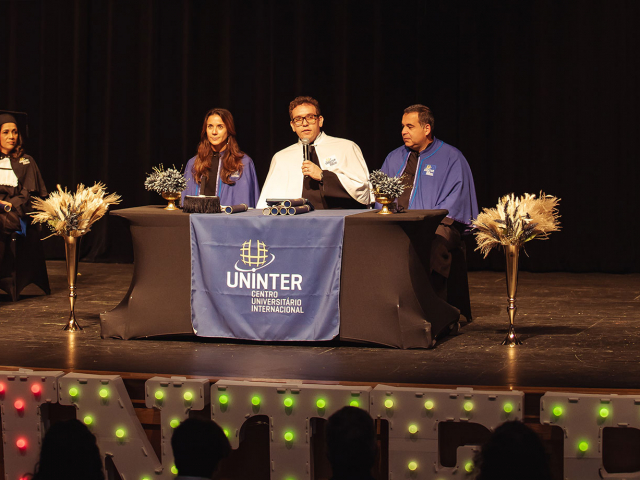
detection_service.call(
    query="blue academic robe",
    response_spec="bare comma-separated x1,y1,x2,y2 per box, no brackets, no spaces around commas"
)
181,153,260,208
379,138,478,226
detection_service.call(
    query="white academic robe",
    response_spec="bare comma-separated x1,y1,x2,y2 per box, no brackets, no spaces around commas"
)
257,132,370,209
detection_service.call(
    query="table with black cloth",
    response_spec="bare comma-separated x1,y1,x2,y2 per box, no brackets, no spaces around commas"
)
100,206,460,348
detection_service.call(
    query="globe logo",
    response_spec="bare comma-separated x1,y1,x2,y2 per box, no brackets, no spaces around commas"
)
240,240,268,267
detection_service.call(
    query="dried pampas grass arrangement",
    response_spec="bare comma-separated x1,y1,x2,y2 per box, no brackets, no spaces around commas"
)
30,183,121,238
472,192,561,258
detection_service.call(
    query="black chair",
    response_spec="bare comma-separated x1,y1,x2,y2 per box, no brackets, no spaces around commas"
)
0,223,51,301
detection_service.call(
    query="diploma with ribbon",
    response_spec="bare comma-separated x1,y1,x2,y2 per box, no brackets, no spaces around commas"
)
262,198,313,216
223,204,249,214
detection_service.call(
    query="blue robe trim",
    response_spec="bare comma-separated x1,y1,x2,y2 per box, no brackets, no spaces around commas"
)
181,153,260,208
380,138,478,226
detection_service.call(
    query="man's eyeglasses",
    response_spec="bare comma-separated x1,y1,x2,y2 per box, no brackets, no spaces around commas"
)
292,114,319,126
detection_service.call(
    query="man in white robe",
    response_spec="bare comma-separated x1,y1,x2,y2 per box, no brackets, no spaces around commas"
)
257,96,370,209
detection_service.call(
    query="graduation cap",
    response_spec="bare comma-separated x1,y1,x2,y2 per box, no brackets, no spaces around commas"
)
0,110,29,140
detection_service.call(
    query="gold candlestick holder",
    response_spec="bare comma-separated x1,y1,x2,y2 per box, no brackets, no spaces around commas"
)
375,194,396,215
503,244,522,346
162,192,180,210
63,235,83,331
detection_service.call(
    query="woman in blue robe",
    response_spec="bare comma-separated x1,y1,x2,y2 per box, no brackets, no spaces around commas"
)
181,108,259,208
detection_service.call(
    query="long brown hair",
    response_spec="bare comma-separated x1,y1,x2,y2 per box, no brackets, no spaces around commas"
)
193,109,245,185
0,120,24,160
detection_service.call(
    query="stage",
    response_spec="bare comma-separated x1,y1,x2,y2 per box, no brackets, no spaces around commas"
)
1,261,638,392
2,261,640,478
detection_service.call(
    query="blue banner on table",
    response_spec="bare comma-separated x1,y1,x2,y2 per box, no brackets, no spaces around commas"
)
190,210,353,341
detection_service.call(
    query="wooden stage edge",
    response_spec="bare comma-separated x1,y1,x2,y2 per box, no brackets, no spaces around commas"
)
1,261,640,395
3,364,640,398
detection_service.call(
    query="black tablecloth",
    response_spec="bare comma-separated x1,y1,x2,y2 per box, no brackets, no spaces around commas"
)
100,206,460,348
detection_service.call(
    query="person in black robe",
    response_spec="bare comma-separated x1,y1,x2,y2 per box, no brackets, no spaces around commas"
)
0,113,47,265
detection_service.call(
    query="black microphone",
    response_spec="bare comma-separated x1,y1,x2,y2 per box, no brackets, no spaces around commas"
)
301,138,310,177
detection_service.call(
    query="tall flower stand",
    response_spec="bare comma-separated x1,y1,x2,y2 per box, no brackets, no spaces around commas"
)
503,244,522,346
63,235,83,331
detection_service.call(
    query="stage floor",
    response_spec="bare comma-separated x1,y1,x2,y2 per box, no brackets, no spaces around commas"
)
1,261,639,392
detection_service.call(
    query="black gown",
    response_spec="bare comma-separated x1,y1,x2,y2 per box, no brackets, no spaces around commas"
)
302,146,367,210
0,154,47,263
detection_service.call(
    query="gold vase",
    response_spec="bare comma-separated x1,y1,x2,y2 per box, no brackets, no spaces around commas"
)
162,192,180,210
375,194,396,215
503,244,522,346
63,235,83,331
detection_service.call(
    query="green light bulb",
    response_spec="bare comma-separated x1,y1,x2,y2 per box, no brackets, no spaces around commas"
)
223,429,230,437
504,402,513,413
316,399,326,409
284,431,294,442
465,461,474,473
424,400,435,410
464,401,473,412
553,406,563,417
252,396,261,406
115,428,125,439
171,465,178,475
219,394,229,405
155,390,164,400
384,399,394,409
408,461,418,471
408,424,418,434
99,388,109,399
69,387,79,397
350,400,359,407
579,441,589,452
183,391,193,402
600,407,609,418
141,477,151,480
170,419,180,429
284,397,293,408
83,415,93,425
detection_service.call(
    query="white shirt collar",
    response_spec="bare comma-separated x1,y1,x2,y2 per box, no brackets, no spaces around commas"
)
298,131,325,147
0,157,18,187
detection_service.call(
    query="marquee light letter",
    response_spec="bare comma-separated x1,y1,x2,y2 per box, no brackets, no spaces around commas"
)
212,380,372,480
371,385,524,479
0,369,63,480
539,392,640,480
144,376,209,471
58,373,171,479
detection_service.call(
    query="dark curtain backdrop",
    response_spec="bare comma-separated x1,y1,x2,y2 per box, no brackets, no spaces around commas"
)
1,0,638,272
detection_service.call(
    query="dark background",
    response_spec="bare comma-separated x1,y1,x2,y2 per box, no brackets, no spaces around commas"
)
1,0,638,272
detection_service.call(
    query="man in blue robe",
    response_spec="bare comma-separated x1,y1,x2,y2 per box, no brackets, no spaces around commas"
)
379,104,478,320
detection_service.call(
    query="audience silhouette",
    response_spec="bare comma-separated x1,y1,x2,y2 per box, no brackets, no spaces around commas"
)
171,417,231,479
326,406,377,480
474,420,552,480
31,418,104,480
